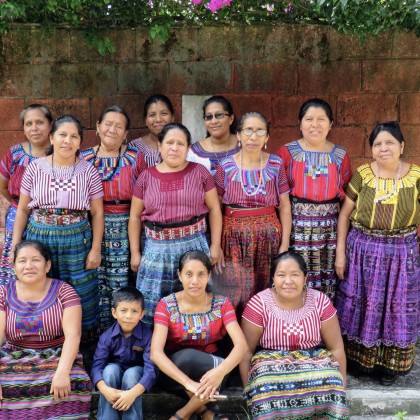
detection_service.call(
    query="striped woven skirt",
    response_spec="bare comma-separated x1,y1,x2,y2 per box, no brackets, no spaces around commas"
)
136,224,210,327
214,208,281,316
335,226,420,375
290,198,340,299
0,344,92,419
98,212,130,332
244,348,349,420
26,211,99,336
0,204,18,286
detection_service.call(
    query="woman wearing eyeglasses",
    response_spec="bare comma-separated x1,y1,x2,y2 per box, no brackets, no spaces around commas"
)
335,122,420,386
214,112,291,315
277,98,352,300
188,96,240,176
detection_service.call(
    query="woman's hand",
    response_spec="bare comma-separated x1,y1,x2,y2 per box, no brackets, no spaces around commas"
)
212,247,225,275
50,371,71,401
85,249,101,270
196,367,225,400
335,250,346,280
130,251,142,272
112,389,137,411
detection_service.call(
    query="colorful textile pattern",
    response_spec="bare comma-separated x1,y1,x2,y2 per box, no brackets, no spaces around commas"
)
131,137,162,167
154,293,237,353
244,348,349,420
277,141,352,202
97,213,130,331
26,218,99,335
0,204,18,285
335,227,420,375
215,154,289,207
214,212,281,316
137,230,210,327
0,345,92,419
347,164,420,230
290,200,340,299
343,337,417,375
189,142,241,176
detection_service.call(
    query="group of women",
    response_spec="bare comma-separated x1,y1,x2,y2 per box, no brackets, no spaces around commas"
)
0,94,418,419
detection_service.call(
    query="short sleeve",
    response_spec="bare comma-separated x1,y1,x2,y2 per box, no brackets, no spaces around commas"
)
319,292,337,322
214,164,226,197
133,170,147,200
340,153,353,193
242,293,264,328
154,299,170,327
86,165,104,200
0,286,6,312
0,148,13,180
275,156,290,196
221,297,237,326
20,160,36,196
346,168,363,202
133,152,147,181
58,281,81,309
198,164,215,193
276,145,291,170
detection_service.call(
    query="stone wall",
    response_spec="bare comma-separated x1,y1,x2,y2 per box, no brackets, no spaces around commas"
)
0,24,419,242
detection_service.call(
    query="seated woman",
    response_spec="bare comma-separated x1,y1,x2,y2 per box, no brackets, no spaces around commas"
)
240,251,349,420
151,250,247,420
0,240,92,419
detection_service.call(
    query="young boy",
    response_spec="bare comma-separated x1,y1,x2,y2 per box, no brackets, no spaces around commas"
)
91,287,157,420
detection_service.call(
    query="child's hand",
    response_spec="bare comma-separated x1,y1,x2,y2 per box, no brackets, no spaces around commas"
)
112,389,137,411
102,386,121,404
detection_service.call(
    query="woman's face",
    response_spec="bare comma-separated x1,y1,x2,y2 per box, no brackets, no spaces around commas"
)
158,128,189,169
371,131,404,166
299,106,332,145
272,257,306,301
14,246,51,285
178,259,210,297
237,116,268,154
50,122,81,160
23,109,51,147
204,102,234,140
96,111,128,150
145,101,174,138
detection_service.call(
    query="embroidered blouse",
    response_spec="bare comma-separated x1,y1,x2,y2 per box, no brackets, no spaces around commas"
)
154,293,237,354
131,138,161,167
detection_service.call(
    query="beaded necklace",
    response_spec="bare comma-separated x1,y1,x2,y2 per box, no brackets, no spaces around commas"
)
93,144,122,181
208,135,234,167
374,161,402,203
239,151,264,197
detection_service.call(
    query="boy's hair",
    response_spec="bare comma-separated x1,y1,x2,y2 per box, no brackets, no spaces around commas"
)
112,287,145,309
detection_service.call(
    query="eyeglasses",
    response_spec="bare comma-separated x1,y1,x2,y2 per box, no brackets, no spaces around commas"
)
241,128,267,137
203,112,230,121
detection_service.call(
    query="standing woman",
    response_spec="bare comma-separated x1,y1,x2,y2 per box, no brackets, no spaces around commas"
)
131,94,175,167
215,112,291,315
129,122,223,326
335,122,420,385
0,104,52,285
80,105,146,332
11,115,104,337
188,95,240,176
277,98,352,299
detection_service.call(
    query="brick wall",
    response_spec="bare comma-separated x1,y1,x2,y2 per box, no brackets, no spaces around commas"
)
0,24,419,243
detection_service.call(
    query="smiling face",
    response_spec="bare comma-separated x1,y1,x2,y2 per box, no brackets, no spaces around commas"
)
50,122,81,160
96,111,128,150
14,245,51,286
112,300,145,337
371,131,404,167
272,257,307,302
178,259,211,298
299,106,332,145
145,101,174,138
158,128,189,169
237,115,269,154
23,109,52,148
204,102,234,140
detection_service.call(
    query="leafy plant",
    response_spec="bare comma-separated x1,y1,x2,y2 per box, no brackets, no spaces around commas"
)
396,411,408,420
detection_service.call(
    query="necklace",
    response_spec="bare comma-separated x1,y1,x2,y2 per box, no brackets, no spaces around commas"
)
51,153,77,181
208,135,233,166
182,290,208,314
93,144,122,181
239,151,264,197
374,161,402,203
19,279,49,312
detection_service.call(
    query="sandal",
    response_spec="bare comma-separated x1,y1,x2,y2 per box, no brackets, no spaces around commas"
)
380,373,397,386
171,413,183,420
198,408,230,420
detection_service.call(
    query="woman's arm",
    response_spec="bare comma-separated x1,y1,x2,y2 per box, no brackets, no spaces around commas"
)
128,197,144,272
50,305,82,400
321,315,347,389
239,319,263,387
278,193,292,253
0,177,12,204
10,194,32,261
204,187,223,272
335,197,355,280
195,320,247,399
86,197,104,270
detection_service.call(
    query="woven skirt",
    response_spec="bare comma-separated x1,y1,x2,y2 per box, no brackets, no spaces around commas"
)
214,211,281,316
290,199,340,299
0,344,92,419
335,226,420,374
0,204,17,285
136,229,210,327
98,212,130,332
26,215,99,336
244,348,349,420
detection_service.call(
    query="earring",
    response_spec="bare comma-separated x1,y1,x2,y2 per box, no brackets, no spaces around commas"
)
96,131,99,137
272,283,275,288
264,143,267,150
123,138,128,145
237,140,241,147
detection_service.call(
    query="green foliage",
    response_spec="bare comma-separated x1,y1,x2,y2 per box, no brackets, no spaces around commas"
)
396,411,408,420
0,0,418,53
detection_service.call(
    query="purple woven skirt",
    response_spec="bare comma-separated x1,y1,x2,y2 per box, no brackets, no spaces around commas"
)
335,226,420,348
